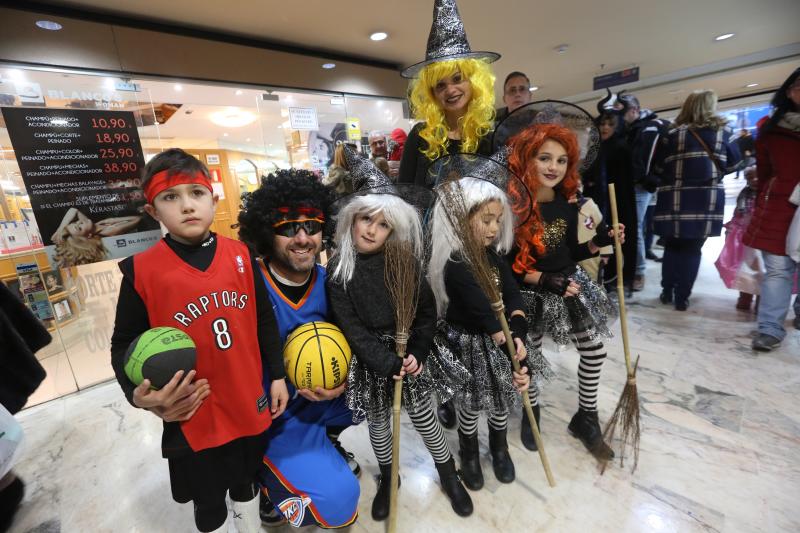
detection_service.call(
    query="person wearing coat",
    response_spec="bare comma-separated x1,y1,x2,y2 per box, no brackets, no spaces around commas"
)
743,67,800,351
0,280,50,532
653,90,741,311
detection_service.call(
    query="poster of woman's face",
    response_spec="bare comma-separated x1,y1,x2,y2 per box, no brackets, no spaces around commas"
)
308,122,347,172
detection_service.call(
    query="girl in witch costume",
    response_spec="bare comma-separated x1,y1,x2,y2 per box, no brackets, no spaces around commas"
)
507,123,625,460
427,156,552,490
398,0,498,187
326,146,473,519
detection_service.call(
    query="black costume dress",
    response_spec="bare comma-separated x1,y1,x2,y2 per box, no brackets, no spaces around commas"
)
517,194,618,347
326,252,469,423
432,249,552,413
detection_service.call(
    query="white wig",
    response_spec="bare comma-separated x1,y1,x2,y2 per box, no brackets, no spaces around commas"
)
330,193,424,288
427,177,516,317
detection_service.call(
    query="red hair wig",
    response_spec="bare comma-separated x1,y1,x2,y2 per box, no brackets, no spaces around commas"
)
507,124,582,274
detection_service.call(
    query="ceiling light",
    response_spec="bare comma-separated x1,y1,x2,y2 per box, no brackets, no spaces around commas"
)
322,63,336,69
529,86,539,92
36,20,62,31
209,108,257,128
174,84,183,91
246,138,251,142
235,89,243,96
554,44,569,54
223,133,229,137
370,32,388,41
745,83,759,88
715,33,734,41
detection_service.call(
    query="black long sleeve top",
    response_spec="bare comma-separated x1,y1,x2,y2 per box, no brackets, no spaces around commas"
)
524,194,600,276
326,252,436,378
397,122,493,187
109,233,283,457
444,249,524,336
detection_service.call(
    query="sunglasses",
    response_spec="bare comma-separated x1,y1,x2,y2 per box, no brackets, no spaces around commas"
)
272,218,324,237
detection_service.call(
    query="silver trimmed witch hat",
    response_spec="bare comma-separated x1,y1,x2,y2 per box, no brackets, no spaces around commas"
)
331,145,434,213
401,0,500,79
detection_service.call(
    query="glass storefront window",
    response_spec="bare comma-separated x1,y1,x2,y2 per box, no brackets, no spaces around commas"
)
0,64,408,407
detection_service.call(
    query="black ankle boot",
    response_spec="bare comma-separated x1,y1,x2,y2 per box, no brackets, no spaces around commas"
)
435,458,473,517
437,401,457,429
568,409,615,460
520,404,541,451
371,464,398,521
0,476,24,533
488,428,515,483
457,431,483,490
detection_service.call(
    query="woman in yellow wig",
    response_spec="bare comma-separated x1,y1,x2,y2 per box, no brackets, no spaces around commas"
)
398,0,500,186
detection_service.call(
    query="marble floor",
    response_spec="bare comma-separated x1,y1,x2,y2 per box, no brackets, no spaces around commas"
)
8,185,800,533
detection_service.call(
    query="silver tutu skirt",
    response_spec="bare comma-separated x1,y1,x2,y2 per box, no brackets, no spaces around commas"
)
521,266,618,347
346,334,470,424
431,321,553,414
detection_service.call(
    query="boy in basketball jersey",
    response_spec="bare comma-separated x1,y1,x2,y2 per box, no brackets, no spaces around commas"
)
110,148,289,533
237,169,360,528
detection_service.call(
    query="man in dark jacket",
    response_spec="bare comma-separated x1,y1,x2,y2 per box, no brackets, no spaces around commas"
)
495,71,533,124
621,93,669,291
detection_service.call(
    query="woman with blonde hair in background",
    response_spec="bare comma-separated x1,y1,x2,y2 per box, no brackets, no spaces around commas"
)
653,90,741,311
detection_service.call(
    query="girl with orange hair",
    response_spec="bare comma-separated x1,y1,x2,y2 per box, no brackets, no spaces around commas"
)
508,123,623,460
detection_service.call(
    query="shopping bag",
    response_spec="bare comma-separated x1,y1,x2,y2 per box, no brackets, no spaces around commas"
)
732,246,765,295
0,404,24,479
715,216,747,289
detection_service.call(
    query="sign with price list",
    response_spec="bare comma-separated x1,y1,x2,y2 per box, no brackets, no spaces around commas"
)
1,107,162,267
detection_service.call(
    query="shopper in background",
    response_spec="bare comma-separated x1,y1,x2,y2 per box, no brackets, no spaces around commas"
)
324,143,354,197
734,128,756,178
620,92,669,291
368,131,388,160
584,101,638,296
496,71,532,123
386,128,408,180
652,90,741,311
743,67,800,351
0,281,50,533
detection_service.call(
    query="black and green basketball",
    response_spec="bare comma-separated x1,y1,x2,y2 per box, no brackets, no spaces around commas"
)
124,327,197,390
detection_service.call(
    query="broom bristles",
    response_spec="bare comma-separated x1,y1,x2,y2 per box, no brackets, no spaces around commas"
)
600,358,641,474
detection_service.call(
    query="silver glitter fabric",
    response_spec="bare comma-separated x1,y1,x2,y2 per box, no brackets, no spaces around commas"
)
520,266,618,347
493,100,601,173
331,145,434,214
431,321,553,413
401,0,500,78
427,151,533,227
346,334,470,424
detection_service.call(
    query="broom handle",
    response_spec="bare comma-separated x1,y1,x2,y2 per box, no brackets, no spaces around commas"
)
493,305,556,487
387,341,405,533
607,184,634,377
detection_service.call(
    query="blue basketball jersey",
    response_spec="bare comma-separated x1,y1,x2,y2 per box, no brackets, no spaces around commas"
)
259,261,328,344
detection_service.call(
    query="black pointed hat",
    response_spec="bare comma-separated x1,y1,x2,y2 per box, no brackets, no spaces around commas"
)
492,100,602,174
427,150,532,227
401,0,500,79
331,145,434,213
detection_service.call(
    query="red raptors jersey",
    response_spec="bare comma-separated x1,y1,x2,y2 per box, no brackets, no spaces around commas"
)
134,236,271,452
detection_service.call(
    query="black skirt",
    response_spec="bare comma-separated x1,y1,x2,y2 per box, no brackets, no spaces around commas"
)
167,430,269,504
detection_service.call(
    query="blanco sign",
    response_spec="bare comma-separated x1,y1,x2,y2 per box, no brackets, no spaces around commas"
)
288,107,319,130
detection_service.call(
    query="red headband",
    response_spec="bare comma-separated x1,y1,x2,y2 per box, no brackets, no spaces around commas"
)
276,206,325,221
144,170,213,203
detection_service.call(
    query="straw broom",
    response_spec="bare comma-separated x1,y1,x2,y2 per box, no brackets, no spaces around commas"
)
600,183,641,473
437,178,556,487
384,240,422,533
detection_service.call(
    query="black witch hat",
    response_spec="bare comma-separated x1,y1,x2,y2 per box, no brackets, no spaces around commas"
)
427,149,533,227
493,100,601,174
401,0,500,79
331,144,434,213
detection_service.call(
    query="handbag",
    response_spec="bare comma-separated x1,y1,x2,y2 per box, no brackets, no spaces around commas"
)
689,128,727,176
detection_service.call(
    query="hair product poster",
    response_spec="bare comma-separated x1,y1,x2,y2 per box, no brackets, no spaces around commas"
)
1,107,161,269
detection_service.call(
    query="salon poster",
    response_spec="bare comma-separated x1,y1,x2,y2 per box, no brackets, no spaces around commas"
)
15,262,53,322
1,107,161,268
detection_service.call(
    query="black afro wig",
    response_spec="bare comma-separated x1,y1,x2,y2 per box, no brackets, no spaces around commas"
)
237,168,335,257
